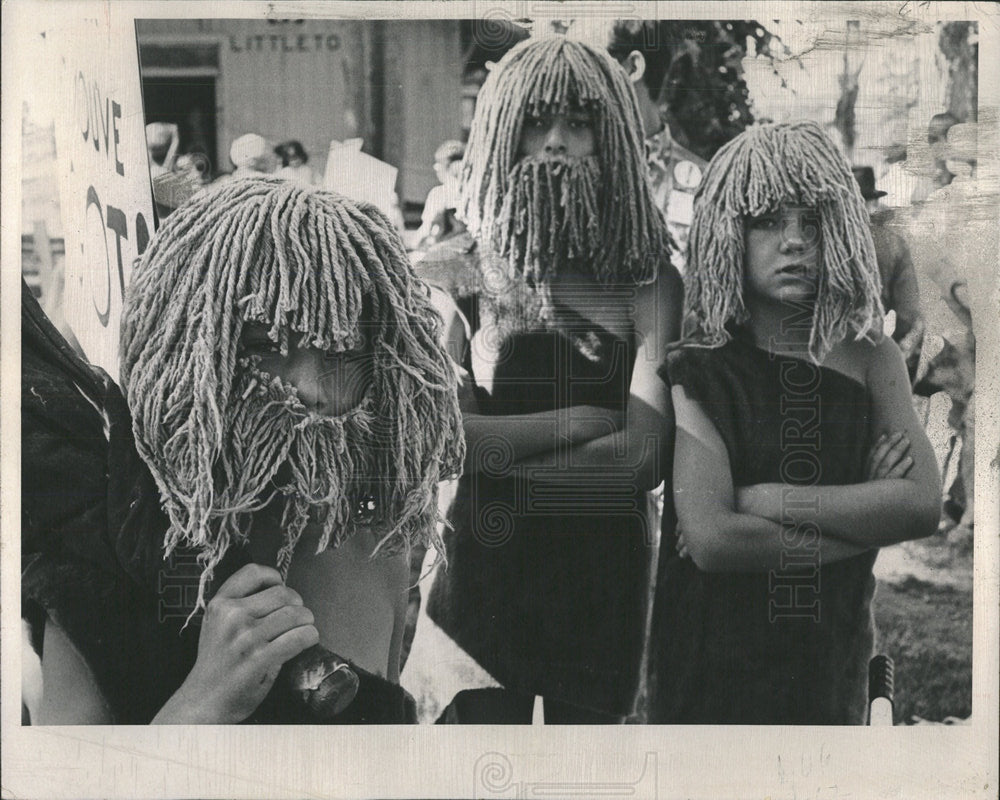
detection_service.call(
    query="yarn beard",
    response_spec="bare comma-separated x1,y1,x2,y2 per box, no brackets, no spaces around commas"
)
491,154,603,288
459,37,676,352
478,154,612,359
181,326,453,606
459,36,673,291
221,363,384,577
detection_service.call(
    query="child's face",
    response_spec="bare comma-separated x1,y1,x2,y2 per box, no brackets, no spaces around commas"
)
238,320,376,417
744,204,821,304
518,109,596,159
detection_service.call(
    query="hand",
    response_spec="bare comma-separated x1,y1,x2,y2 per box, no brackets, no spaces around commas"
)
154,564,319,724
865,431,914,481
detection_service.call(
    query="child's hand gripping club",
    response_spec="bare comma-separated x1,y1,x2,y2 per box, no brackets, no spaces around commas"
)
161,564,358,723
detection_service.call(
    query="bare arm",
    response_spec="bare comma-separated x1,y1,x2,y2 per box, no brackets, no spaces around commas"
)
736,338,941,547
36,620,115,724
672,385,871,573
462,406,622,475
519,266,684,490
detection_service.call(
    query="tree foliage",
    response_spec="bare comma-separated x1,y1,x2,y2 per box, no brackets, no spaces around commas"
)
618,21,784,162
459,19,784,162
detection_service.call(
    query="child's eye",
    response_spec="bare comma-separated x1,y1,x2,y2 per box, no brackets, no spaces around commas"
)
748,216,779,230
240,338,280,355
524,116,546,129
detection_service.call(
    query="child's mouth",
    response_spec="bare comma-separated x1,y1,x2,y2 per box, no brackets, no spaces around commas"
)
778,263,814,277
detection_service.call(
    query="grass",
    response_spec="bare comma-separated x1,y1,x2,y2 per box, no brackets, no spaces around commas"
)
874,574,973,724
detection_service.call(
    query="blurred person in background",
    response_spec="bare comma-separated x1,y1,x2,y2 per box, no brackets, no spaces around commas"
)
606,20,707,270
145,122,180,179
146,122,182,219
274,139,318,186
415,140,466,250
215,133,274,185
911,112,960,204
174,152,212,189
908,123,981,544
852,166,924,382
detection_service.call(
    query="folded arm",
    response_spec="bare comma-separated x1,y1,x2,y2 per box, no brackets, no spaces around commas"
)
672,385,870,573
518,266,684,491
461,405,622,475
735,338,941,547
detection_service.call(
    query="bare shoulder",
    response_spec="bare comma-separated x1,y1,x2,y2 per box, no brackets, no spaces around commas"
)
655,260,684,305
823,334,903,388
635,260,684,338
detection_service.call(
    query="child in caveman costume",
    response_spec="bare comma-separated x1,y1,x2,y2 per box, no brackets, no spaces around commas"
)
406,34,683,724
22,178,464,724
650,122,941,723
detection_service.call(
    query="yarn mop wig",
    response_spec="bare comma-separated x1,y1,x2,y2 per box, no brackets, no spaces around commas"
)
120,178,465,608
461,34,672,288
685,120,884,361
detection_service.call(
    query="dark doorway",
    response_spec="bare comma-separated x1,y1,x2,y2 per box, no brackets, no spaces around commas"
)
140,76,218,178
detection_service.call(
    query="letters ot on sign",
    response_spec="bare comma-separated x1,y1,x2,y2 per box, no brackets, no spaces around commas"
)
48,15,155,382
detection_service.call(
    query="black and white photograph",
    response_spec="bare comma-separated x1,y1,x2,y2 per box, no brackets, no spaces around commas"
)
3,1,997,798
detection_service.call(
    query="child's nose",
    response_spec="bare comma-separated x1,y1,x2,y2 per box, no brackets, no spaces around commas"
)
544,122,567,155
781,215,815,251
285,349,346,415
284,349,322,410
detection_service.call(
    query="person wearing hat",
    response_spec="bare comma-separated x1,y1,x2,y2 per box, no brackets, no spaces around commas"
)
853,165,924,382
214,133,275,185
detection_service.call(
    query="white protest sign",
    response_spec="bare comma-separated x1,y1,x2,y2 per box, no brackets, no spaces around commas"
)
325,138,399,222
47,14,155,381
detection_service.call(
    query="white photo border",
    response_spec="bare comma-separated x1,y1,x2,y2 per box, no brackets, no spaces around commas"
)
2,2,997,798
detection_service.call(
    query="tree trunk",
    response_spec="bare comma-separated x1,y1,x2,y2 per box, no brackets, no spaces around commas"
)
940,22,977,123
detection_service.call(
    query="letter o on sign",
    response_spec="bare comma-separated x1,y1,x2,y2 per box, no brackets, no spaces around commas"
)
84,186,112,327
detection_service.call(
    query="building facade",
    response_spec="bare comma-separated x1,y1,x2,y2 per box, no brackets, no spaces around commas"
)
136,18,465,209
